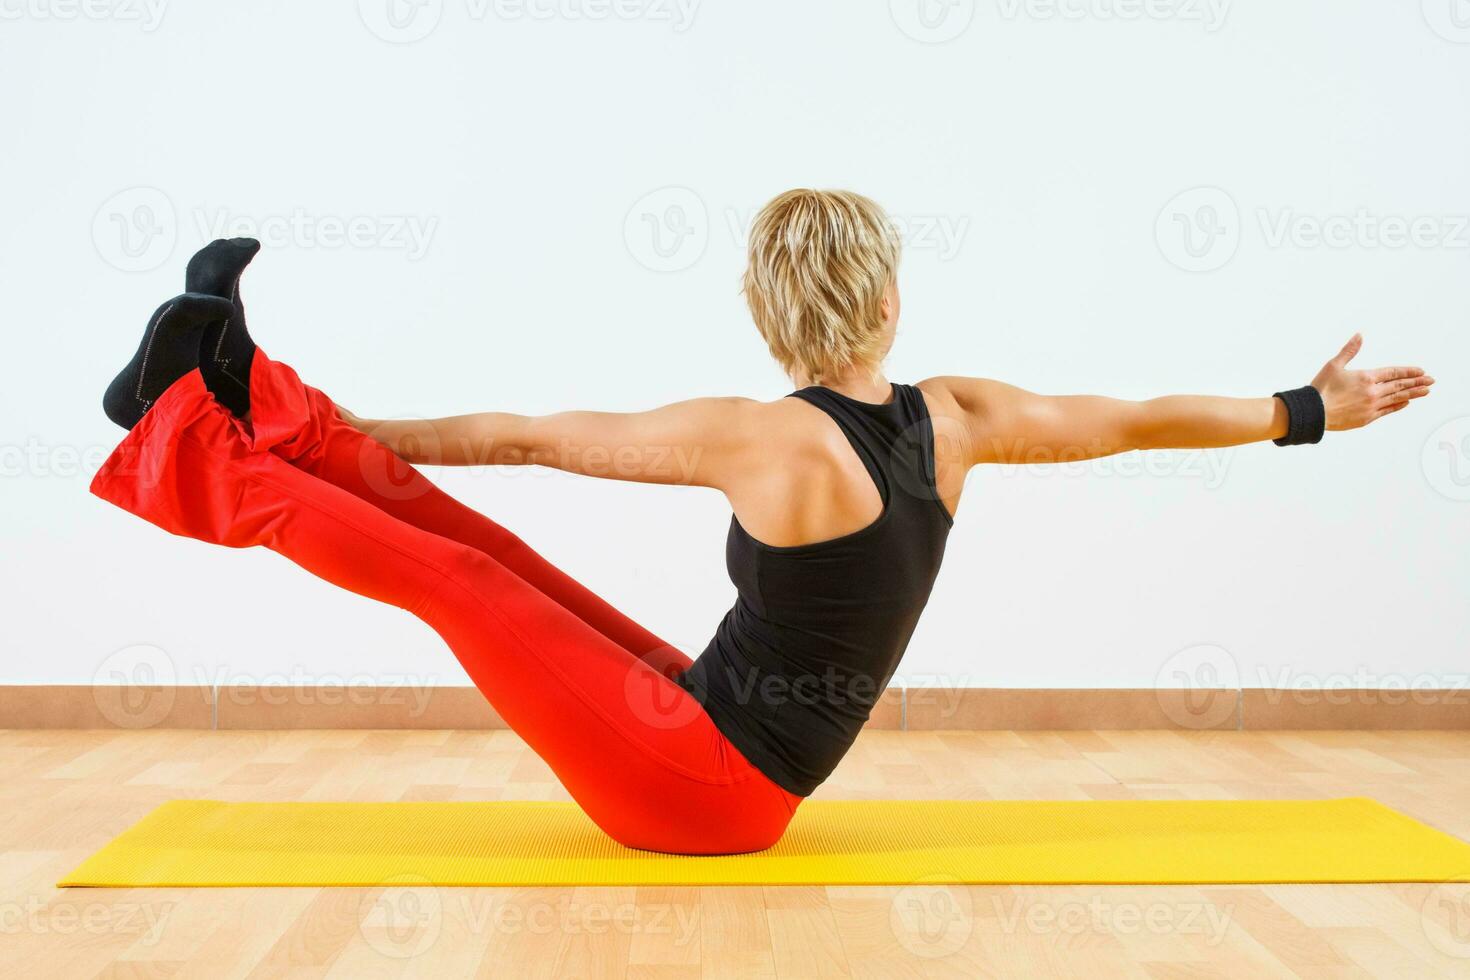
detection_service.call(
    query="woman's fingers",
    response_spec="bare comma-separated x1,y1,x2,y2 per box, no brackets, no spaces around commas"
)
1376,378,1434,409
1331,333,1364,368
1368,365,1426,383
1376,375,1433,392
1377,390,1425,408
1373,401,1410,421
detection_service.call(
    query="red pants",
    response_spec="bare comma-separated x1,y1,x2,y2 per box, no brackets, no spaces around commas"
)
90,352,800,854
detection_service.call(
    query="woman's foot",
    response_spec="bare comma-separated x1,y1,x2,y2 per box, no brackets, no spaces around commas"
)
185,237,261,417
102,293,235,430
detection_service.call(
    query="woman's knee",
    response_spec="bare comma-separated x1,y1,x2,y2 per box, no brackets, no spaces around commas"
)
437,542,500,583
412,543,505,619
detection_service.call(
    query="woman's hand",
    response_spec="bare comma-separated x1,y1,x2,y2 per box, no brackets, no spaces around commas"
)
334,403,368,433
936,334,1436,466
1310,334,1434,431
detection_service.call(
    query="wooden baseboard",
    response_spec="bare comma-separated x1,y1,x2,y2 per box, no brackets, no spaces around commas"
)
1,685,1466,730
903,688,1245,731
214,685,506,730
0,685,215,730
1239,687,1470,730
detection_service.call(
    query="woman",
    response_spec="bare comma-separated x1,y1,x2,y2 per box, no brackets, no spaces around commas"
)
95,190,1432,855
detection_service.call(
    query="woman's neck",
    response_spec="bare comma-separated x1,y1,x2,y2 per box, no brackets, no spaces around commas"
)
792,366,892,404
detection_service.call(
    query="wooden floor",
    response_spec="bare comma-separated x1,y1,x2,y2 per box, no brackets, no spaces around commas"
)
1,729,1468,979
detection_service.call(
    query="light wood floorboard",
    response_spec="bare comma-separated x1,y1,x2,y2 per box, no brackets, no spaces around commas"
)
1,729,1467,978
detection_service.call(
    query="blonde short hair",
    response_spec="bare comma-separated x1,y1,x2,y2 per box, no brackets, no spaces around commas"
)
743,189,901,384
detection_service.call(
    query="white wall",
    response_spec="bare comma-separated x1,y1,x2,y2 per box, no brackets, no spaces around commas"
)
2,1,1467,695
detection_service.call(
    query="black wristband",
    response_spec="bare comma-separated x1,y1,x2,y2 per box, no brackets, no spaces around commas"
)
1272,386,1326,446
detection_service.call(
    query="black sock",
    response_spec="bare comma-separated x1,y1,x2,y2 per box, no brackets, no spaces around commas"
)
185,237,261,417
103,293,235,430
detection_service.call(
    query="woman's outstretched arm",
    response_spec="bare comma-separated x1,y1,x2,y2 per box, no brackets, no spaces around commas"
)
338,397,764,487
932,334,1433,465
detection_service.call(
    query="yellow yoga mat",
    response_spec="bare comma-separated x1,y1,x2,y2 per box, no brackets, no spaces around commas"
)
60,798,1470,888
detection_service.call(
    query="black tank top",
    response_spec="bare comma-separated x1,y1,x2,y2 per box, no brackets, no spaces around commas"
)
674,383,954,796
